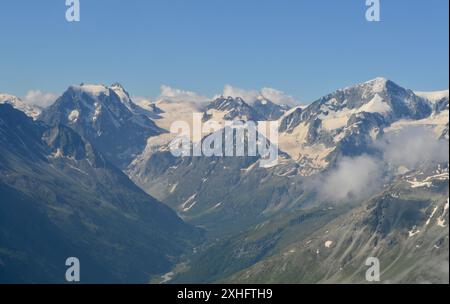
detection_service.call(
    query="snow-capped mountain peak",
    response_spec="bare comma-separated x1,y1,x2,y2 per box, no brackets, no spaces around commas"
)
110,82,126,91
39,83,164,168
276,78,439,174
110,83,137,111
203,96,265,122
211,96,246,110
110,82,131,100
65,83,155,116
204,95,289,122
362,77,389,92
0,93,41,119
252,97,291,120
303,78,430,126
72,83,110,98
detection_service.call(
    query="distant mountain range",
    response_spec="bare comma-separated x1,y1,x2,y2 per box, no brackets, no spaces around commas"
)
1,78,448,283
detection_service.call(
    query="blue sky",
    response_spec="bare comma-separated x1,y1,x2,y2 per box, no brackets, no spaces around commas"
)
0,0,448,103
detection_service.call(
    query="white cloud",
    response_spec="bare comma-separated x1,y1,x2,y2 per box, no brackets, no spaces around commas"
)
131,85,299,109
158,85,210,104
380,126,449,169
260,87,297,106
222,85,260,103
318,155,384,202
221,85,298,106
308,126,449,203
22,90,58,108
132,96,153,108
17,84,299,110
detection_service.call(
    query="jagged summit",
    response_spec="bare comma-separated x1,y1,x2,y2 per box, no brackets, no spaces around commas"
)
70,83,109,97
340,77,393,94
204,95,289,121
363,76,389,86
281,77,432,133
203,96,265,121
39,83,164,168
110,82,132,100
110,82,126,90
0,93,41,119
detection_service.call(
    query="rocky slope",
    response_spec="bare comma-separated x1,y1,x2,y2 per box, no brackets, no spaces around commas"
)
0,104,201,283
